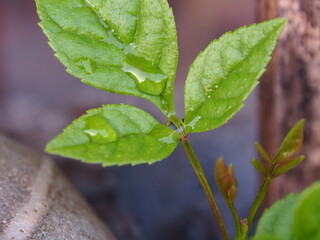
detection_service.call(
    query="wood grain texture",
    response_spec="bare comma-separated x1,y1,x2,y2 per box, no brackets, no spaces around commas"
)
258,0,320,204
0,134,116,240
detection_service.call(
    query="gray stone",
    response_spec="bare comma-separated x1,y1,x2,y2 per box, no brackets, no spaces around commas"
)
0,134,115,240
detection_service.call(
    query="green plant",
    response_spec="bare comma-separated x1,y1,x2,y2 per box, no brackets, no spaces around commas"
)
35,0,311,239
252,181,320,240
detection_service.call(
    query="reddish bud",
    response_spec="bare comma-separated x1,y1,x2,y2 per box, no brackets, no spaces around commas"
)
215,157,238,202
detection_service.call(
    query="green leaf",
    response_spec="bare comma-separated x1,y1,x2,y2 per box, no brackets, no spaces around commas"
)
251,158,267,177
251,234,281,240
35,0,178,116
272,155,305,178
184,18,286,133
293,182,320,240
254,193,299,240
273,119,305,163
45,104,179,166
254,182,320,240
255,142,272,163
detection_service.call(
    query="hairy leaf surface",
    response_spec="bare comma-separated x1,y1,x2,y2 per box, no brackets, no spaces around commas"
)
184,18,286,133
46,105,179,166
36,0,178,116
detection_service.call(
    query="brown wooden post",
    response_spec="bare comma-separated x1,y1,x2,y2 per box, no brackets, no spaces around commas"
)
258,0,320,204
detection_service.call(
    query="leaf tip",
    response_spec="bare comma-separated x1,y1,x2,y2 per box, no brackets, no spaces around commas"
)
44,141,54,154
276,17,287,25
254,142,272,163
296,118,306,128
252,158,268,177
267,17,287,29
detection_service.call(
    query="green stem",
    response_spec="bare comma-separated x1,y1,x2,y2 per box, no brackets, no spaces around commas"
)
247,164,276,234
247,177,271,228
226,200,242,239
181,138,230,240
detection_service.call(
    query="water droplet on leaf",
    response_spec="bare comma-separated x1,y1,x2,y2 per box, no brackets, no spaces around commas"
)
187,116,201,130
75,58,96,74
122,53,168,95
159,132,175,144
166,110,175,117
83,115,118,144
101,29,168,96
105,30,123,48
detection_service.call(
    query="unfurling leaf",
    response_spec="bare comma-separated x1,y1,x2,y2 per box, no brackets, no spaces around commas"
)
184,18,286,133
253,119,305,178
255,142,272,163
45,104,179,166
214,157,238,202
251,158,268,177
273,119,305,163
273,155,305,178
35,0,178,116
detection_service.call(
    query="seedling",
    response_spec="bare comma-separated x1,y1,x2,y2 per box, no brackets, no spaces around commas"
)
35,0,311,239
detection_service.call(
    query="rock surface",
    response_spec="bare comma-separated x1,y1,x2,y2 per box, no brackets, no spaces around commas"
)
0,134,115,240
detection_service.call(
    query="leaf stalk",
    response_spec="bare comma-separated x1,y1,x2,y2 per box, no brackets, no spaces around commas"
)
246,164,276,236
180,137,230,240
226,200,242,239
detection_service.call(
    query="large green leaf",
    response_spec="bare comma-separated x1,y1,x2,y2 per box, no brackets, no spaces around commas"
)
254,194,298,240
251,235,281,240
253,182,320,240
35,0,178,116
184,18,286,133
293,182,320,240
45,104,179,166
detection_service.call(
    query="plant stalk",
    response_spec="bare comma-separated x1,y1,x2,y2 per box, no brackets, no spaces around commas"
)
226,200,242,239
181,138,230,240
247,177,271,228
246,164,276,235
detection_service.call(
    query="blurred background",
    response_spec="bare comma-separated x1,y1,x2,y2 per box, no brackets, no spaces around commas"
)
0,0,259,239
